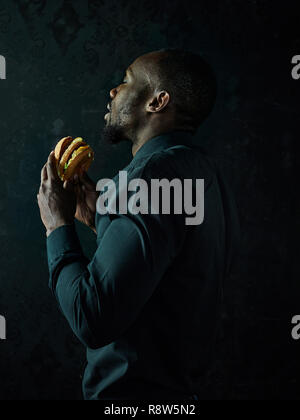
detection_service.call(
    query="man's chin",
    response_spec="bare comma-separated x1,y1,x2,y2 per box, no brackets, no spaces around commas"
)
102,124,128,145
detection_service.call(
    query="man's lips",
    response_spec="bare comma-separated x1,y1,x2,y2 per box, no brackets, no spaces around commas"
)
104,103,111,119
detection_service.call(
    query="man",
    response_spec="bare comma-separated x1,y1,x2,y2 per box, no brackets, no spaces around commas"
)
37,49,240,400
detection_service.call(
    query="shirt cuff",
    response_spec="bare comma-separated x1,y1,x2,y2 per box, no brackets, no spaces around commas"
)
47,223,82,269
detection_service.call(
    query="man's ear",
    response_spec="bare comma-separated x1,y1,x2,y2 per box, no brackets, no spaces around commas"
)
146,91,170,113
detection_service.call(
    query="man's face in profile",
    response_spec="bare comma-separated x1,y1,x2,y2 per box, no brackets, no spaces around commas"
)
102,55,154,145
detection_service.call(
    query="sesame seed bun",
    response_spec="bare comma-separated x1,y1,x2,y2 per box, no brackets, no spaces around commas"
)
54,137,94,181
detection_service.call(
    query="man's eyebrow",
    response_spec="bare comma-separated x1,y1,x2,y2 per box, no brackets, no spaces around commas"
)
127,67,133,75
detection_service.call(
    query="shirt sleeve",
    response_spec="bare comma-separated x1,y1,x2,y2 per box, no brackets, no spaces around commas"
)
47,160,188,350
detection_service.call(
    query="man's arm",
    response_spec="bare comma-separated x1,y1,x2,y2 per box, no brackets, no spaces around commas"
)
38,150,186,349
47,203,186,350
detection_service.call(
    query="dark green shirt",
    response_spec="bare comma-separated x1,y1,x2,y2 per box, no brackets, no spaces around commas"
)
47,130,240,400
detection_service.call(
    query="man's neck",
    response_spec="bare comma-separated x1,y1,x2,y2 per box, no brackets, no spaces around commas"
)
131,124,194,157
131,129,167,157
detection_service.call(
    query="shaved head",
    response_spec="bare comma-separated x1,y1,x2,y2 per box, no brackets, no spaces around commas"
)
135,49,217,131
102,48,216,147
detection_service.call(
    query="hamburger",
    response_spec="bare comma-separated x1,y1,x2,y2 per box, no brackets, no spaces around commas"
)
54,136,94,181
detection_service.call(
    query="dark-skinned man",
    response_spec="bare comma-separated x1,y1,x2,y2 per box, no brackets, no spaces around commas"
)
37,49,240,400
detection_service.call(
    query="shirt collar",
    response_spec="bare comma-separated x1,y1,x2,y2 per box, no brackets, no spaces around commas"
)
131,129,196,163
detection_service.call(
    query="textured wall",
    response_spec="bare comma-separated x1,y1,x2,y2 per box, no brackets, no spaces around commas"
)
0,0,299,400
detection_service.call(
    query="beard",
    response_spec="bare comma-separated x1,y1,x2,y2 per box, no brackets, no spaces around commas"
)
101,124,127,145
101,97,145,145
101,110,134,145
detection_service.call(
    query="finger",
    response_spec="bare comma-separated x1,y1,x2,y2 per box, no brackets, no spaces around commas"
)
41,164,48,183
74,182,83,196
38,184,44,197
36,193,42,207
47,151,59,181
63,179,75,192
75,184,84,202
80,171,96,189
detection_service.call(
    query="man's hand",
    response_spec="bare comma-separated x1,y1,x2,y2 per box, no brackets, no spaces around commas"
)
37,151,77,237
73,172,99,234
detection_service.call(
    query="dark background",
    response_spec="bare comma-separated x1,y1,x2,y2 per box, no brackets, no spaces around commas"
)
0,0,299,400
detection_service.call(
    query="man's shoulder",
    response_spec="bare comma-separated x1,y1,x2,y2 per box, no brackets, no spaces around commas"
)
134,144,217,181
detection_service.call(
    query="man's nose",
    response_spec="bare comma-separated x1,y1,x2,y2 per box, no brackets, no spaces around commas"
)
110,87,118,99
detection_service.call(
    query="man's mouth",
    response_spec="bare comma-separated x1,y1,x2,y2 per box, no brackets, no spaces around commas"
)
104,103,111,120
